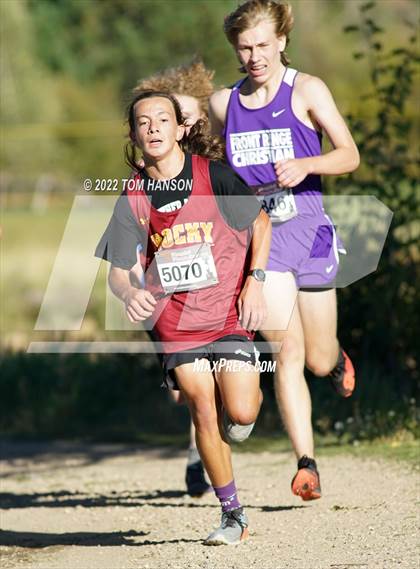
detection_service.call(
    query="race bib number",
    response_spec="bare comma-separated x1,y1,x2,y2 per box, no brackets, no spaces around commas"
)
255,183,298,223
155,243,219,294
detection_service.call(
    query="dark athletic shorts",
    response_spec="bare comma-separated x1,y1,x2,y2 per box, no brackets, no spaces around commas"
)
161,334,260,390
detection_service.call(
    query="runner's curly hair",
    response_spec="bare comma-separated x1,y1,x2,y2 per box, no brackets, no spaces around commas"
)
224,0,294,66
133,58,215,118
125,91,225,172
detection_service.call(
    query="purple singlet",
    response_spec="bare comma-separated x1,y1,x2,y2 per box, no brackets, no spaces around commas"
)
224,68,345,288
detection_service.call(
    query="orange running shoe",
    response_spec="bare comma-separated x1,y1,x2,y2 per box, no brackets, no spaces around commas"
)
329,348,355,398
291,455,321,501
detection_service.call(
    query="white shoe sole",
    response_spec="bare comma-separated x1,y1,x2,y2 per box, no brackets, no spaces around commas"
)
204,527,249,546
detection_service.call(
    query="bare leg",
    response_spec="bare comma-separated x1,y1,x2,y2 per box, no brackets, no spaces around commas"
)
168,390,197,449
298,289,339,376
261,271,314,459
174,362,254,543
169,386,210,494
189,420,197,449
174,362,233,487
168,389,198,450
215,366,262,426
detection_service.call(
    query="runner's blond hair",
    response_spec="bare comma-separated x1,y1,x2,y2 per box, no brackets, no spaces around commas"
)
224,0,294,66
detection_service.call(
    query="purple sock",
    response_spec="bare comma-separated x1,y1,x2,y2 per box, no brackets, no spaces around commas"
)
214,480,241,513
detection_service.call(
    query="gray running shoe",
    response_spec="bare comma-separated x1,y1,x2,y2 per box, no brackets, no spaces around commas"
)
204,507,249,545
222,410,255,443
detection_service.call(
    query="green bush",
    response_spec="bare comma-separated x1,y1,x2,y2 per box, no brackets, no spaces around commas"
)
326,1,419,415
0,352,189,440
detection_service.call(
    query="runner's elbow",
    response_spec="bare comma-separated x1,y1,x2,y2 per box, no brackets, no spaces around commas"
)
348,146,360,172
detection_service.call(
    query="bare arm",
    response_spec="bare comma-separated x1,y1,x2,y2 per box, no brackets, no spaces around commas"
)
276,75,360,187
238,209,271,331
109,266,156,322
248,209,271,276
208,88,231,135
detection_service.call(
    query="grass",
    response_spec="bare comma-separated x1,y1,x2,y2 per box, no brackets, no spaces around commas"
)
117,431,419,468
2,204,109,342
2,206,73,334
316,436,419,466
236,432,420,468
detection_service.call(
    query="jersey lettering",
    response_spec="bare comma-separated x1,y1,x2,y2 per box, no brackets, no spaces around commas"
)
230,128,295,168
151,221,214,250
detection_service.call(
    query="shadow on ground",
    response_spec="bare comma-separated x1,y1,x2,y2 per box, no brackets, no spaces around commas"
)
0,529,148,547
0,439,186,479
0,488,306,512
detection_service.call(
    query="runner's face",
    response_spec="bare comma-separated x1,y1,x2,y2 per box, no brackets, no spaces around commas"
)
235,20,286,84
133,97,184,159
174,94,203,134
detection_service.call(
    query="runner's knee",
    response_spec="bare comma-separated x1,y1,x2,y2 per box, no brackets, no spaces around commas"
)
226,402,259,426
277,335,304,369
223,387,262,426
306,348,334,377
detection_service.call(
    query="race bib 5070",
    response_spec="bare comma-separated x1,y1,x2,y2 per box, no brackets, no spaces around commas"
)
155,243,219,294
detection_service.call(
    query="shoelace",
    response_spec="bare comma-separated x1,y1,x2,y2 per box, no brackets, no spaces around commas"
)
297,455,318,472
329,350,345,380
221,509,247,529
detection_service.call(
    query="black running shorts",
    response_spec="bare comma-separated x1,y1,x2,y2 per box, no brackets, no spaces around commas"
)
161,334,260,390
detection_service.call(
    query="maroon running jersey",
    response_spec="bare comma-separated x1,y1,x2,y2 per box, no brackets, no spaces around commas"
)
127,154,254,352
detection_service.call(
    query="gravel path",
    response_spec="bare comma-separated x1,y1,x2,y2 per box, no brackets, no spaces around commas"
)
0,441,418,569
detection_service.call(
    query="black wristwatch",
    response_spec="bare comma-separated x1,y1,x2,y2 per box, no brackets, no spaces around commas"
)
248,269,266,282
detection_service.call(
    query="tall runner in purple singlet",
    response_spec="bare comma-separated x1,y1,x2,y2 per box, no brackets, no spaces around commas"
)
209,0,360,501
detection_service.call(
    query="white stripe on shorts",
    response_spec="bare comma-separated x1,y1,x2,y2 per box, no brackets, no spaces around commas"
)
324,213,345,264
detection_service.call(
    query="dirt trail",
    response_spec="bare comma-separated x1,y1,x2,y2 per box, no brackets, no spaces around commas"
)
0,441,418,569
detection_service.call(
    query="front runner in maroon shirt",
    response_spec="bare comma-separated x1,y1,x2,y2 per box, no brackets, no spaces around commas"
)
99,91,271,545
134,60,219,498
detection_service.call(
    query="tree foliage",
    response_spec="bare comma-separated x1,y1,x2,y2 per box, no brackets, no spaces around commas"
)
331,1,419,399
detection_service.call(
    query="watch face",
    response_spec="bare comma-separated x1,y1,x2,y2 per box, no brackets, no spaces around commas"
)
254,269,266,282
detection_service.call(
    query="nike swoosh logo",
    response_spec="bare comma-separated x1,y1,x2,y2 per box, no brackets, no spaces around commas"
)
272,109,286,118
325,264,334,274
235,348,251,358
